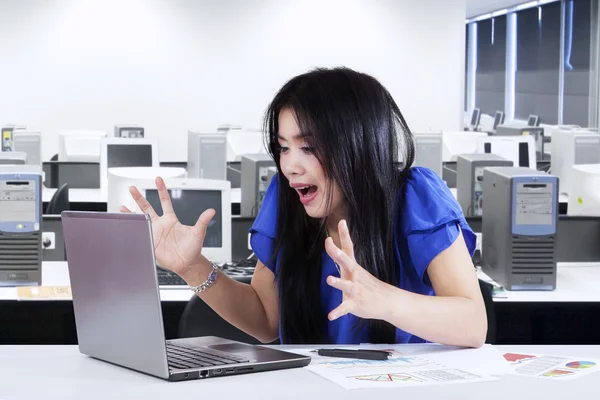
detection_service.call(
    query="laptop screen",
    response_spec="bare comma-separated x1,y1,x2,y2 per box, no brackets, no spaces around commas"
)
145,189,222,248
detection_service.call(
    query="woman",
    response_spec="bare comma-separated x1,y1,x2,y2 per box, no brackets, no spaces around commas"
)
124,67,487,347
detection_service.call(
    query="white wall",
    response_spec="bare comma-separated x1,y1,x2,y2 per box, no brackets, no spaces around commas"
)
0,0,466,162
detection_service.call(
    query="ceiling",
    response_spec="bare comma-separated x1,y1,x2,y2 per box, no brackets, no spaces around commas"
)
466,0,528,18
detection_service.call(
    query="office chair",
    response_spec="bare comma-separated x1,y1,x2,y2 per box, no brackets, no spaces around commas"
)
178,295,279,344
46,183,70,215
479,279,497,344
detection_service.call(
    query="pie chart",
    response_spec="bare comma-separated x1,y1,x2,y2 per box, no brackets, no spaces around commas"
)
566,361,596,369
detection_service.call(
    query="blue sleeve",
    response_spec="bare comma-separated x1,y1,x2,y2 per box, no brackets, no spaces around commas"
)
399,167,476,284
248,175,279,274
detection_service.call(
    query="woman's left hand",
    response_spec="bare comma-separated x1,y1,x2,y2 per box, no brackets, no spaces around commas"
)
324,220,393,322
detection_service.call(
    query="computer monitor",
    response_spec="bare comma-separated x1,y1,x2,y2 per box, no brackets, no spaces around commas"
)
493,111,505,130
442,131,488,162
114,176,232,263
114,125,144,138
527,115,540,127
551,129,600,195
226,129,266,162
107,166,186,207
470,108,481,130
413,133,443,176
187,131,227,180
567,164,600,216
0,152,27,165
100,138,158,187
12,130,41,166
476,135,537,169
58,130,107,162
56,162,101,189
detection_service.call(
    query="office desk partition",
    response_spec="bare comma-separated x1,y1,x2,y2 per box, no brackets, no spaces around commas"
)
0,345,598,398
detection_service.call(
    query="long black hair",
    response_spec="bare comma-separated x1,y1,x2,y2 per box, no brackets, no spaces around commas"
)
263,67,415,344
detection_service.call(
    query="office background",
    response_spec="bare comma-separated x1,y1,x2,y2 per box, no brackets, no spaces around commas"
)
1,0,600,348
465,0,597,128
0,0,466,162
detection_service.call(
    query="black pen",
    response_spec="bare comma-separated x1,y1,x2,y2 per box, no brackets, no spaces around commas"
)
315,349,390,361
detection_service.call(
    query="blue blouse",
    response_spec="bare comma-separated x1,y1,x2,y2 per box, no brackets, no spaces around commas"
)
249,167,476,344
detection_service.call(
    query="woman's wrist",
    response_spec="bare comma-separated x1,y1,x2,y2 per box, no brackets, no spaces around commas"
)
377,282,409,323
181,256,217,287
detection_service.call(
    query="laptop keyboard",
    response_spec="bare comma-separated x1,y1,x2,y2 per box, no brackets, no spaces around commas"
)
166,342,250,370
157,268,187,286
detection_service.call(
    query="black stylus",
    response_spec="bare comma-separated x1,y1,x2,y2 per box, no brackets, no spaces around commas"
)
316,349,390,360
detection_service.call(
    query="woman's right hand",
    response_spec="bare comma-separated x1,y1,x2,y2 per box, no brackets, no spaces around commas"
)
120,176,215,279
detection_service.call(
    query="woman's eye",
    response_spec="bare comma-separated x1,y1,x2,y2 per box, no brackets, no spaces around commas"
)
301,146,314,154
279,146,289,154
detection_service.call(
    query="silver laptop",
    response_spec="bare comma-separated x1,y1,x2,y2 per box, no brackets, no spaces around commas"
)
61,211,311,381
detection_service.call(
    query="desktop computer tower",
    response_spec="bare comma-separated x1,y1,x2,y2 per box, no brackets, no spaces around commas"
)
114,125,144,138
13,131,42,166
0,168,43,286
187,131,227,180
481,167,558,291
457,154,513,217
241,154,276,217
413,133,443,177
266,166,277,187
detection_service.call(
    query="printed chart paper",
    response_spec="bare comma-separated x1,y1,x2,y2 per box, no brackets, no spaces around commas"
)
502,352,600,380
288,347,497,390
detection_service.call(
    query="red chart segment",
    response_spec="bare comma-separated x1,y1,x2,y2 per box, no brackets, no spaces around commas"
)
504,353,537,363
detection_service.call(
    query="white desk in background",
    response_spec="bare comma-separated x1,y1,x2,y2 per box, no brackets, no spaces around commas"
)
0,345,598,399
0,261,194,303
42,188,106,203
448,188,569,204
42,187,242,204
477,263,600,302
1,262,600,304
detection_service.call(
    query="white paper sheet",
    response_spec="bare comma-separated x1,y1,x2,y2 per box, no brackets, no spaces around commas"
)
287,345,499,390
502,352,600,380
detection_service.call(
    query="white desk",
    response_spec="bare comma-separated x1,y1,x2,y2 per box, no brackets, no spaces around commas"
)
1,262,599,304
477,263,600,302
42,187,242,204
0,345,597,399
42,188,106,203
0,261,194,303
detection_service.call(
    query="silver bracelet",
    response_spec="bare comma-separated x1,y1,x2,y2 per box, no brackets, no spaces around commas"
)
189,261,220,294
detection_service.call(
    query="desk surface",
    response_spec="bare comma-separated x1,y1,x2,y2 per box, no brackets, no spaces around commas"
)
477,264,600,302
1,262,599,303
0,345,598,399
42,187,242,204
0,261,194,303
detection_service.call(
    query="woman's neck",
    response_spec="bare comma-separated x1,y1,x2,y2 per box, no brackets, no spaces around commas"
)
325,207,349,248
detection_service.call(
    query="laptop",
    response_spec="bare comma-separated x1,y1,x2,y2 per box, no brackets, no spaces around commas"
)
61,211,311,381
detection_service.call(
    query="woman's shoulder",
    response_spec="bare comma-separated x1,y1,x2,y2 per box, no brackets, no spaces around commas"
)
397,166,465,234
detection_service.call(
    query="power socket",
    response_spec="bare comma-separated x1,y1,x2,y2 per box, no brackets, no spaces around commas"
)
42,232,55,250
